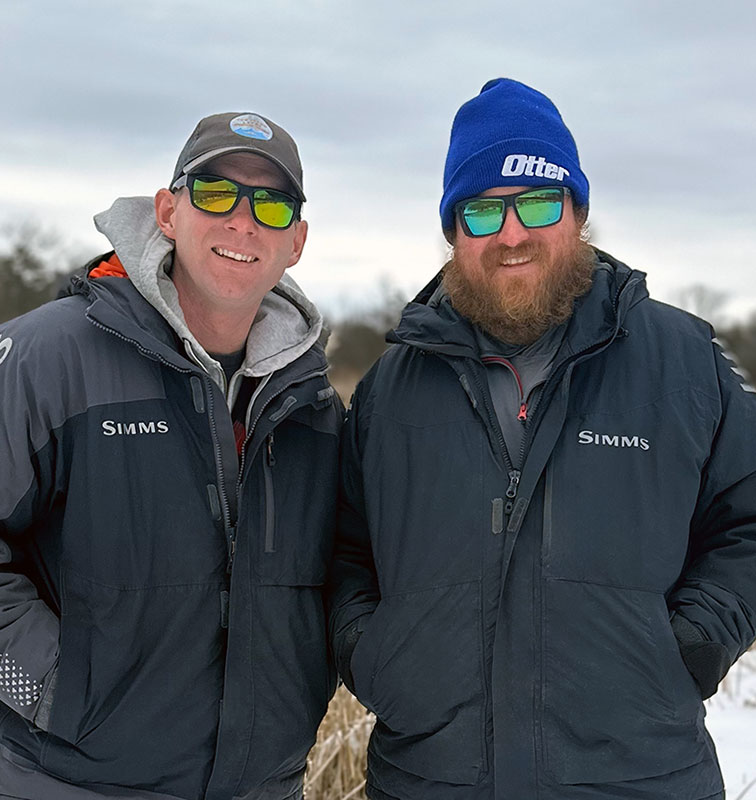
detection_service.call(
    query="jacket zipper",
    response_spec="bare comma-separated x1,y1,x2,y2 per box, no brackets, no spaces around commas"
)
204,375,236,571
234,367,330,563
263,433,276,553
468,367,522,512
86,317,193,376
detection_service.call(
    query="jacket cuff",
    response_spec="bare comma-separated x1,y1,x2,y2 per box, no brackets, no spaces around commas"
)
32,663,58,732
336,615,372,694
671,612,730,699
338,626,362,694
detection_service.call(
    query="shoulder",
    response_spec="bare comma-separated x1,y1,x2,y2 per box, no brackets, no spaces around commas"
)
0,290,157,421
637,298,714,338
0,298,98,445
625,298,719,367
0,296,93,371
620,298,751,411
350,341,466,435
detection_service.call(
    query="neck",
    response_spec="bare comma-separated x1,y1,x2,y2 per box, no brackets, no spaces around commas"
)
180,299,260,355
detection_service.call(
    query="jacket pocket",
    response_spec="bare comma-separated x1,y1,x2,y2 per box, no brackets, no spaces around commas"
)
251,421,338,587
43,571,89,748
541,580,708,785
40,568,224,789
350,581,486,786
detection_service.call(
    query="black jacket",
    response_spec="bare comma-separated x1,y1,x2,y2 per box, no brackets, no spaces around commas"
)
329,252,755,800
0,264,341,799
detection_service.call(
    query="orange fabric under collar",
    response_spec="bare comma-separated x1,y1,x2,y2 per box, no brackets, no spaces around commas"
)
89,252,128,279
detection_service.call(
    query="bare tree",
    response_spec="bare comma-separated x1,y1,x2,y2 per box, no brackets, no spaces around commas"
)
672,283,729,326
719,315,756,386
0,226,74,323
327,279,407,401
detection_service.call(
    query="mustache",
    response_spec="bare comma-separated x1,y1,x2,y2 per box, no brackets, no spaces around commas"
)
481,243,543,269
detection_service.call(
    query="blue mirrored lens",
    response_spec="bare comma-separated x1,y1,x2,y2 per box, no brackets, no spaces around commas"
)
463,199,504,236
515,189,563,227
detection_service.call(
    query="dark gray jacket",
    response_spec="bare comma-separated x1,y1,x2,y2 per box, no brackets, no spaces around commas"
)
329,251,755,800
0,201,341,799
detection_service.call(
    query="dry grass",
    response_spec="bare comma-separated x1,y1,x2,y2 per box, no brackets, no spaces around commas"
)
329,370,363,408
305,686,375,800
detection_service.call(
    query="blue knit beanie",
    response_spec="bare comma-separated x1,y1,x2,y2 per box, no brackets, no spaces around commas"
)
440,78,589,235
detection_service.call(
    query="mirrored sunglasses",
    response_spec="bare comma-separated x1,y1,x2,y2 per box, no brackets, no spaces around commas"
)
173,173,300,229
455,187,567,237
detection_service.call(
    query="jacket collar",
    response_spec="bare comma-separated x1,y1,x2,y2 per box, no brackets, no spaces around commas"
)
71,255,329,393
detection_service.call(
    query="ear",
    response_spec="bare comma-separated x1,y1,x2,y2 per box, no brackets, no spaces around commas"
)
154,189,178,240
285,219,308,268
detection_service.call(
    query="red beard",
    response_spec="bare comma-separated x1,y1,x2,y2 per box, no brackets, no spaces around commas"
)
442,237,596,345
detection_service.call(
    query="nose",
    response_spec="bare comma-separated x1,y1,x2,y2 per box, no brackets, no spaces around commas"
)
494,206,530,247
223,196,259,234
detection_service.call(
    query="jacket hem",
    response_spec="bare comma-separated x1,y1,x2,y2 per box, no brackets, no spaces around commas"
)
0,744,187,800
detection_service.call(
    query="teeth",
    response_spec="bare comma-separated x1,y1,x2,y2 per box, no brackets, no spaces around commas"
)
501,256,531,266
213,247,256,263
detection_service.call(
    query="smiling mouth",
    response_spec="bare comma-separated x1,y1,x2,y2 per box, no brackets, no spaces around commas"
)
212,247,258,263
499,256,533,267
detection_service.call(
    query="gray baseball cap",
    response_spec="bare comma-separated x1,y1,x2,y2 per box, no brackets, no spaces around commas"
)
170,112,305,201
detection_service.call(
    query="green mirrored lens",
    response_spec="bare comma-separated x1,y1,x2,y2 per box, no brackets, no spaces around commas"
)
463,199,505,236
515,189,563,227
191,177,239,213
253,189,295,228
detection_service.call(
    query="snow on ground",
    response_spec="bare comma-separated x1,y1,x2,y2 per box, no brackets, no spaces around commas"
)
705,649,756,798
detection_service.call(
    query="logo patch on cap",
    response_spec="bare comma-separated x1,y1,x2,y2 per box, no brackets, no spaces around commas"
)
229,114,273,141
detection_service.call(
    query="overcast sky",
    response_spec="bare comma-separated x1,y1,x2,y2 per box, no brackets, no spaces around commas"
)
2,0,755,320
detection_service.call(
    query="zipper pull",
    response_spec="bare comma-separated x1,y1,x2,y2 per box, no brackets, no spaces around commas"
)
266,433,276,467
458,373,478,409
506,470,521,499
517,402,528,422
226,531,237,573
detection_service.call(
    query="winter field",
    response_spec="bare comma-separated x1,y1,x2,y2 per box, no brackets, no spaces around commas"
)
706,648,756,798
306,649,756,800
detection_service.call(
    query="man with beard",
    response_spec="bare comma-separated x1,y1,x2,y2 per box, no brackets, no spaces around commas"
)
328,78,756,800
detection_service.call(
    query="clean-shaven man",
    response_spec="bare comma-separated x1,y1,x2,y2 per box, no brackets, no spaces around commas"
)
329,79,756,800
0,112,341,799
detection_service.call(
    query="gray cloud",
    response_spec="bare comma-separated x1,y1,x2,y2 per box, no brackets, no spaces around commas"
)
1,0,754,311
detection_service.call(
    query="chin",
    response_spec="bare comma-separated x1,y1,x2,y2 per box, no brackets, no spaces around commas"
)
492,270,538,296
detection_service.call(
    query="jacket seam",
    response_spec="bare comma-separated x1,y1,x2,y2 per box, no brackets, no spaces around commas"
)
62,565,226,592
566,385,720,417
378,578,481,600
545,576,666,593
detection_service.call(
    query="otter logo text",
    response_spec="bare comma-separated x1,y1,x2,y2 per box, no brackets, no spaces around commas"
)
501,154,570,182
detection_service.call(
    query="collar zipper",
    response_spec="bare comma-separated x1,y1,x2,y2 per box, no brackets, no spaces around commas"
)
481,355,528,422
